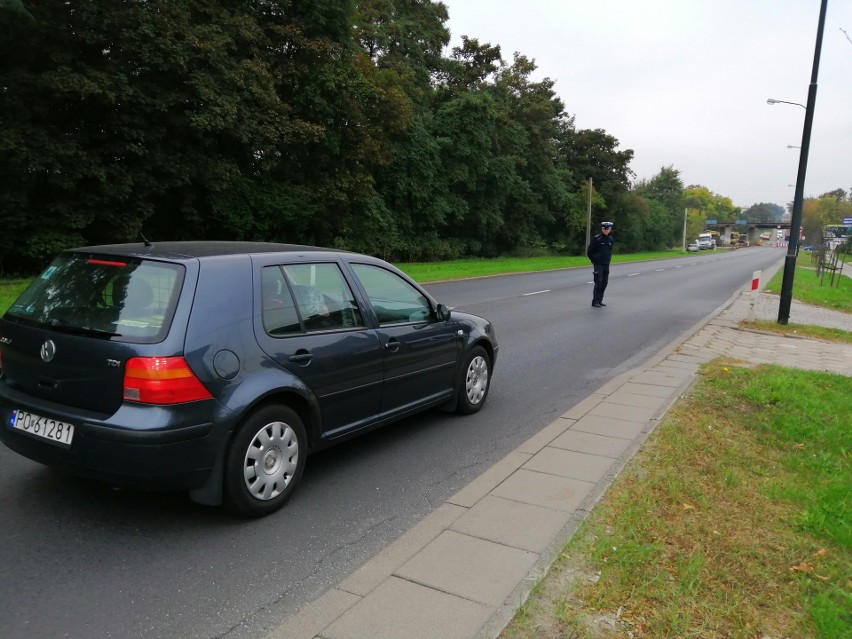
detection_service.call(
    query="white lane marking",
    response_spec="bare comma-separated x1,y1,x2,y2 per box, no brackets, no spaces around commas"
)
523,290,550,296
627,272,640,277
655,268,665,272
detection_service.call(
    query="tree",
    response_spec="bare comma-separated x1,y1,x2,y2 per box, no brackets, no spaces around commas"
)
632,167,685,248
683,185,737,222
435,36,502,93
744,202,784,222
801,190,852,244
1,0,665,269
0,1,304,269
488,54,575,254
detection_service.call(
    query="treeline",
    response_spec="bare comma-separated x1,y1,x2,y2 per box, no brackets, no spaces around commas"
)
0,1,803,275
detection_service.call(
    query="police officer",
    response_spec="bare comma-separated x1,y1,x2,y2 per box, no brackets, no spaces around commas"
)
587,221,614,307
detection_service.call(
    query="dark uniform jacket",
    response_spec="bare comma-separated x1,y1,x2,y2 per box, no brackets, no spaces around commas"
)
587,233,614,265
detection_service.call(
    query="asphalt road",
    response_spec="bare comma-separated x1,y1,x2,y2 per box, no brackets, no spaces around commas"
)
0,247,786,639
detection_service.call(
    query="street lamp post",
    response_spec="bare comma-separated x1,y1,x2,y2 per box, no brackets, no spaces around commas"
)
772,0,828,325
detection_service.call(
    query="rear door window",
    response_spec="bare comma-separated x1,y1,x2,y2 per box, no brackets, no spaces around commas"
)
6,254,184,344
261,263,364,335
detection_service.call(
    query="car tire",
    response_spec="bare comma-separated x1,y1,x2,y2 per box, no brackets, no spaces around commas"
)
456,346,491,415
224,404,307,518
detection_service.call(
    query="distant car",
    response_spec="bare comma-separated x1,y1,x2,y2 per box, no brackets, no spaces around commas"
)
0,242,498,517
687,242,699,252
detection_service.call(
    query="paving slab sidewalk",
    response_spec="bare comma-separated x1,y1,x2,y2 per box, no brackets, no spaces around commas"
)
270,262,851,639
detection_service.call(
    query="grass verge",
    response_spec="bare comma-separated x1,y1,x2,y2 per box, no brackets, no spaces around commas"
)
396,250,688,282
500,361,851,639
741,320,852,344
763,262,852,313
0,280,30,313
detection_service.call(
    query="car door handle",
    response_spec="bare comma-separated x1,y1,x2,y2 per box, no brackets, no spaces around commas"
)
384,339,400,353
288,352,313,365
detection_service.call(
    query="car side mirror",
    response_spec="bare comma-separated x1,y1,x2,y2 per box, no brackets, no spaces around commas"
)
436,304,451,321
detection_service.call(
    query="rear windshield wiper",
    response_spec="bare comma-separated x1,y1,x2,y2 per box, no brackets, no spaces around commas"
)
48,318,122,338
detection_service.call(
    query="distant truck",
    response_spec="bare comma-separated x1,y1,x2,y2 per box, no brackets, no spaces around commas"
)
697,233,714,250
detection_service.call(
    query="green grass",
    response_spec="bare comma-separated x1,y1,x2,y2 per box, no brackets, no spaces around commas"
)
0,280,30,313
500,362,852,639
763,262,852,313
742,320,852,343
396,250,687,282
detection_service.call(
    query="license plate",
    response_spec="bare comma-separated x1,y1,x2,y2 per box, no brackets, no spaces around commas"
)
10,410,75,446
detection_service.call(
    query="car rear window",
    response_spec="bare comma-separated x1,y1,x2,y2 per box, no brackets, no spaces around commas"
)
5,253,184,344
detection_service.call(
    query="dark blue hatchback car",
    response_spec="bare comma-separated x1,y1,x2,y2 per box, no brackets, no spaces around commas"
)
0,242,498,516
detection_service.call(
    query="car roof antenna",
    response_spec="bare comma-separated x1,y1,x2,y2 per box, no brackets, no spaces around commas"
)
139,232,153,247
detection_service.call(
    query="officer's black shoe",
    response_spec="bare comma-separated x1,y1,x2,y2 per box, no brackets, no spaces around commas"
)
592,302,602,307
599,303,606,306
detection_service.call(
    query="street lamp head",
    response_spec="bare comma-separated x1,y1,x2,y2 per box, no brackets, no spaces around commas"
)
766,97,807,110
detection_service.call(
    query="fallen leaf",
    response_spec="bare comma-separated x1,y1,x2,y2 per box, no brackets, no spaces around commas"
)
790,561,814,573
681,503,696,511
815,548,827,557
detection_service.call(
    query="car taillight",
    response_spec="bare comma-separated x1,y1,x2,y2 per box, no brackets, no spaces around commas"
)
123,357,212,404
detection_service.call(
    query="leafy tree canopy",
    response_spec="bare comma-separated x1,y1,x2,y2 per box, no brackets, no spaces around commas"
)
0,1,748,273
743,202,784,223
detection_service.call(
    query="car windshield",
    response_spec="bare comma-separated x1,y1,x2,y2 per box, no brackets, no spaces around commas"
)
6,253,184,344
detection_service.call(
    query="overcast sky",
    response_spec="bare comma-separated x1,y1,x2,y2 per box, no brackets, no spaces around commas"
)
440,0,851,210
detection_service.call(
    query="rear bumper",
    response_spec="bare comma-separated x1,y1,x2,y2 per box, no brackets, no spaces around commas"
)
0,391,237,492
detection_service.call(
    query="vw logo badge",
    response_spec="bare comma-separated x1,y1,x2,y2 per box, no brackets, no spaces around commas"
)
40,339,57,363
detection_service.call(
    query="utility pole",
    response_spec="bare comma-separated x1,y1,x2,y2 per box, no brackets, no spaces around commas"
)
682,208,687,251
778,0,827,324
585,177,593,249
